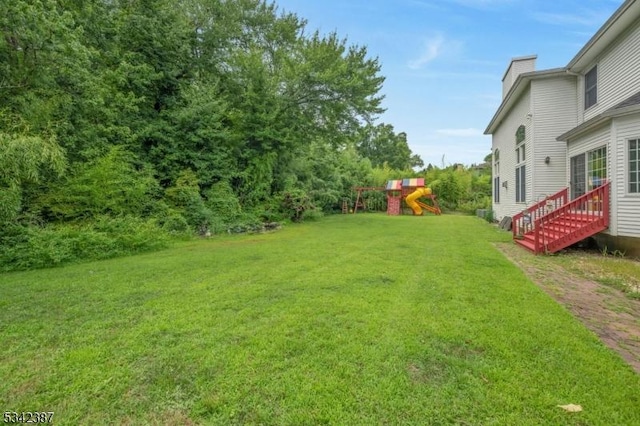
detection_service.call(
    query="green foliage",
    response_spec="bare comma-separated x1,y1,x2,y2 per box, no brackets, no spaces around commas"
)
0,216,168,272
280,188,315,222
44,147,157,221
159,212,191,236
0,187,21,224
165,169,213,233
205,181,242,222
0,127,66,222
357,124,421,170
424,164,492,213
0,0,493,270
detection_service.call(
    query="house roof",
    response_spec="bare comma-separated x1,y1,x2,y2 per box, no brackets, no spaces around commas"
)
567,0,640,73
556,90,640,142
486,0,640,137
484,68,568,135
612,90,640,110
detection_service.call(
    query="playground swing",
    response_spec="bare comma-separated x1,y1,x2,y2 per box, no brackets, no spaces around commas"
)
385,178,441,216
348,178,441,216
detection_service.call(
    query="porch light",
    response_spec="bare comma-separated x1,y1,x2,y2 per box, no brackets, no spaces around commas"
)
545,156,551,164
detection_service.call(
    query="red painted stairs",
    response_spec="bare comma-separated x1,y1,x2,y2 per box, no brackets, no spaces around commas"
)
512,182,610,254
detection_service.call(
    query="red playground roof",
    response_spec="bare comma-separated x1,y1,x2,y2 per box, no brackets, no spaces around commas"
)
386,178,425,190
402,178,424,187
386,180,402,190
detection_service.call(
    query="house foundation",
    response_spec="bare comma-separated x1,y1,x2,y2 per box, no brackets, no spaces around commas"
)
593,234,640,259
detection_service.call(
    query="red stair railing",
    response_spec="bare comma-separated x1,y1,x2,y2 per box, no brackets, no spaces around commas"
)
512,188,569,240
533,182,610,253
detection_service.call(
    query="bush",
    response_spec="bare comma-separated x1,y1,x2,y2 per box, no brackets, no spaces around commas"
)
44,147,158,221
165,170,213,233
302,207,324,221
458,195,491,215
160,212,192,235
205,181,241,222
279,189,314,222
0,216,170,272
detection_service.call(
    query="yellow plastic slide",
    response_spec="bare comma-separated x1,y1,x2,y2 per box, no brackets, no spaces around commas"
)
405,187,433,215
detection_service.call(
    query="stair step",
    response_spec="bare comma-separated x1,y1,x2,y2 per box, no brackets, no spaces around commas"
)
514,238,536,253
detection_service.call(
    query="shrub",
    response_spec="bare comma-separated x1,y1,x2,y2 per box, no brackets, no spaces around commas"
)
279,189,314,222
160,212,192,235
302,207,324,221
458,195,491,215
0,216,169,272
205,180,242,223
165,170,213,232
44,146,158,221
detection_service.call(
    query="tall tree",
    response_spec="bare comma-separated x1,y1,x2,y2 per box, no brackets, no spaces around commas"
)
356,124,422,170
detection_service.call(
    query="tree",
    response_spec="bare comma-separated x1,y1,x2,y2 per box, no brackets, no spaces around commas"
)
356,124,422,170
43,147,156,221
0,126,66,223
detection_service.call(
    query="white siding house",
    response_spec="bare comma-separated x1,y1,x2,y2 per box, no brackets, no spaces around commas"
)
485,63,577,222
485,0,640,256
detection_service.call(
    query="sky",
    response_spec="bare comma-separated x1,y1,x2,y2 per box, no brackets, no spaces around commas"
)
273,0,624,167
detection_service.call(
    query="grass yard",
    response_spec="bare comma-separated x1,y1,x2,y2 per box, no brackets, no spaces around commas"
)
1,214,639,425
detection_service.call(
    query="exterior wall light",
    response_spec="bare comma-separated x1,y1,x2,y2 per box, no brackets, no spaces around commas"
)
545,156,551,164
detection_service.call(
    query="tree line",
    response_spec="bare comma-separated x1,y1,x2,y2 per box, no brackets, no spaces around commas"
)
0,0,490,270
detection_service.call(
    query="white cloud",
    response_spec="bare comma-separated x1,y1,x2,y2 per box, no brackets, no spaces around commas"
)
407,34,465,70
408,34,445,69
436,128,484,137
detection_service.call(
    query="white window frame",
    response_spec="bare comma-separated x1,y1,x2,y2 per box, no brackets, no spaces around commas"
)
629,138,640,194
515,143,526,203
587,145,607,190
494,149,500,203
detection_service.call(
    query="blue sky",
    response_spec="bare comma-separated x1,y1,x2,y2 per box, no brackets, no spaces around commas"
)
274,0,624,167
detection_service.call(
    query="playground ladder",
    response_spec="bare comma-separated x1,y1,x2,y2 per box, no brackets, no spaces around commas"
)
342,199,348,214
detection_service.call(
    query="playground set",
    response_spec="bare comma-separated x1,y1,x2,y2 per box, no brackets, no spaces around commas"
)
346,178,441,216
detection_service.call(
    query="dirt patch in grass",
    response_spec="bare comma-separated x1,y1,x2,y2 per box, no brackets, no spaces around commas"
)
496,242,640,375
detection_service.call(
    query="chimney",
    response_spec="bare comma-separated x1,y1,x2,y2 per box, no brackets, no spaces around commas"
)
502,55,537,99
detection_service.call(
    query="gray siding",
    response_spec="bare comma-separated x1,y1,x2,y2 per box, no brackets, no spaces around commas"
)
531,77,577,198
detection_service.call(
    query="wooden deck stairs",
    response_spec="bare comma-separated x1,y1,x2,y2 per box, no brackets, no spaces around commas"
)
512,182,610,254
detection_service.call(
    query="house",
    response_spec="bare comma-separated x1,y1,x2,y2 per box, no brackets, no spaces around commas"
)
485,0,640,257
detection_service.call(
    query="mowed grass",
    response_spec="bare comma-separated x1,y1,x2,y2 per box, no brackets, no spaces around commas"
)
1,214,639,425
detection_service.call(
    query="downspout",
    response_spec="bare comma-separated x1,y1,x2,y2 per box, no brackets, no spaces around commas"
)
563,68,581,194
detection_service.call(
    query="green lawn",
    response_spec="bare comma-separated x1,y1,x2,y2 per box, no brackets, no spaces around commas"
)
1,214,639,425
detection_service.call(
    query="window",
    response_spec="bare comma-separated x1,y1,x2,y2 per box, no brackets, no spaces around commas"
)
630,139,640,193
516,125,525,144
516,165,526,203
570,154,586,199
587,146,607,189
585,65,598,109
570,146,607,199
515,143,526,203
493,149,500,203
